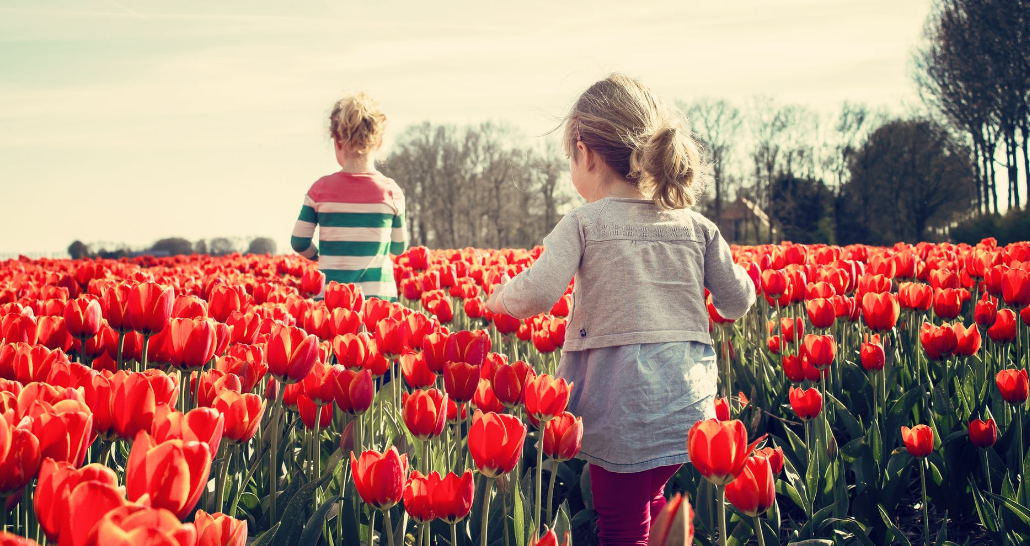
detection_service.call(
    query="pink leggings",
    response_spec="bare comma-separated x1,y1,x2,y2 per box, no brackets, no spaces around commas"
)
589,463,683,546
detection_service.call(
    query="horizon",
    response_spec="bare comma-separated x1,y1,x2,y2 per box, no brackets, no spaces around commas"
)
1,0,936,257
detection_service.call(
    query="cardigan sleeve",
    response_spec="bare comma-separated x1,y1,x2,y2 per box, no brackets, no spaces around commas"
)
500,212,583,318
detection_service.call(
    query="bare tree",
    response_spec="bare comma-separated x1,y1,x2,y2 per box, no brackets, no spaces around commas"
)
681,98,742,222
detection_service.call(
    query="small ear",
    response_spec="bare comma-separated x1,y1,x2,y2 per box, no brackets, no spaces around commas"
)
334,138,343,151
578,141,597,172
375,137,384,152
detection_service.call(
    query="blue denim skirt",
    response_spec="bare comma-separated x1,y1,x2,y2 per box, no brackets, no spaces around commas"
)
556,341,718,473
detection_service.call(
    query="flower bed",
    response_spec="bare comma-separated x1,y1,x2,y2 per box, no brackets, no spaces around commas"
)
0,238,1027,546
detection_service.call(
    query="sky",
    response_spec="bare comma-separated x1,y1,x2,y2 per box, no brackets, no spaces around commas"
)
0,0,934,257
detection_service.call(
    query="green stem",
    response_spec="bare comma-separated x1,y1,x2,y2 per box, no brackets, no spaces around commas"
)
920,459,930,546
116,331,126,370
417,521,425,546
268,380,285,525
214,444,232,512
535,428,545,538
545,458,559,524
717,484,728,546
981,448,993,497
141,334,150,372
1020,404,1026,474
369,511,377,546
383,509,395,546
452,522,459,546
423,438,431,476
481,477,494,546
753,515,767,546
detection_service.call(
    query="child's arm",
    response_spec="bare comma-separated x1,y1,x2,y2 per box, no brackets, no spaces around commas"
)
389,213,409,255
290,195,319,261
487,213,582,319
704,228,756,320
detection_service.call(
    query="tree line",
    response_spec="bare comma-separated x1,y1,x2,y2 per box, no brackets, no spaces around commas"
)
66,237,278,260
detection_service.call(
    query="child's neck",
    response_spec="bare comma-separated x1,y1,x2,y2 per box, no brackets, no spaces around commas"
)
336,151,377,174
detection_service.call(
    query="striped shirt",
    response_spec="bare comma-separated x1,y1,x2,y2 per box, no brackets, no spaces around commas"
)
290,171,408,299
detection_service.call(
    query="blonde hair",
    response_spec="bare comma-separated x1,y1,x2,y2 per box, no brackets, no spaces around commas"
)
329,92,387,155
563,74,707,210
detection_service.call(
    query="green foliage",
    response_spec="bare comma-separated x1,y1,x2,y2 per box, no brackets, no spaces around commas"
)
950,209,1030,246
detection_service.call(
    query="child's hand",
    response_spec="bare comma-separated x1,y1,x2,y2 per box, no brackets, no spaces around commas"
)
485,275,511,315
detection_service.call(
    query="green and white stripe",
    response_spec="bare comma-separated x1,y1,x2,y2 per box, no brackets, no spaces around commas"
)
291,193,408,298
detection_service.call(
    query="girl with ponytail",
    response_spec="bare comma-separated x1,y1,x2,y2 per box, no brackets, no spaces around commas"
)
486,74,756,544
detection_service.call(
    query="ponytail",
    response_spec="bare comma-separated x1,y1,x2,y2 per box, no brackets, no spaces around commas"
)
564,74,707,210
634,123,704,210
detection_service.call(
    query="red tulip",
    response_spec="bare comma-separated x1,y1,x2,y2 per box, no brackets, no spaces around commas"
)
444,330,490,367
860,335,885,372
801,334,835,370
920,322,957,361
714,397,730,421
524,375,572,423
33,458,124,545
374,317,411,358
126,430,212,519
151,407,224,458
687,419,758,485
648,492,695,546
468,410,527,477
128,281,174,335
861,292,900,332
193,510,246,546
443,360,480,403
968,419,997,449
208,285,244,325
266,324,319,384
100,282,134,334
996,369,1029,405
399,351,436,390
36,316,73,353
167,318,217,370
529,528,570,546
760,269,788,299
953,323,982,357
63,297,102,339
987,309,1017,344
464,298,486,319
0,419,40,497
403,389,448,441
172,294,208,320
350,447,409,510
1002,268,1030,308
542,411,583,462
211,390,265,444
933,288,964,320
974,295,998,328
324,282,364,313
754,446,784,475
432,470,475,523
26,398,93,467
324,365,374,415
788,387,822,421
781,354,805,383
403,471,435,523
88,505,197,546
296,395,333,429
1,314,37,345
491,360,535,408
805,298,835,329
219,347,267,392
724,454,776,517
901,424,934,458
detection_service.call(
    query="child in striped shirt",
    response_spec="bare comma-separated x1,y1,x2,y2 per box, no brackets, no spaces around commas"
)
290,92,409,300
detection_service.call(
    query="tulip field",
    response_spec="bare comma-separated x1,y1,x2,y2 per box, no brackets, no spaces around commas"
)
0,239,1029,546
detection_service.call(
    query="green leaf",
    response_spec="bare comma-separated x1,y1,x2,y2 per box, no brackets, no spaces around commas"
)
579,464,592,511
513,484,525,546
552,501,572,545
828,392,864,440
985,491,1030,536
781,426,809,470
878,504,914,546
969,479,1000,533
933,509,948,546
252,523,281,546
298,494,341,546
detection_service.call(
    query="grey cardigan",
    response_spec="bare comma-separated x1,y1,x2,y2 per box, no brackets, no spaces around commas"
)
499,197,756,351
